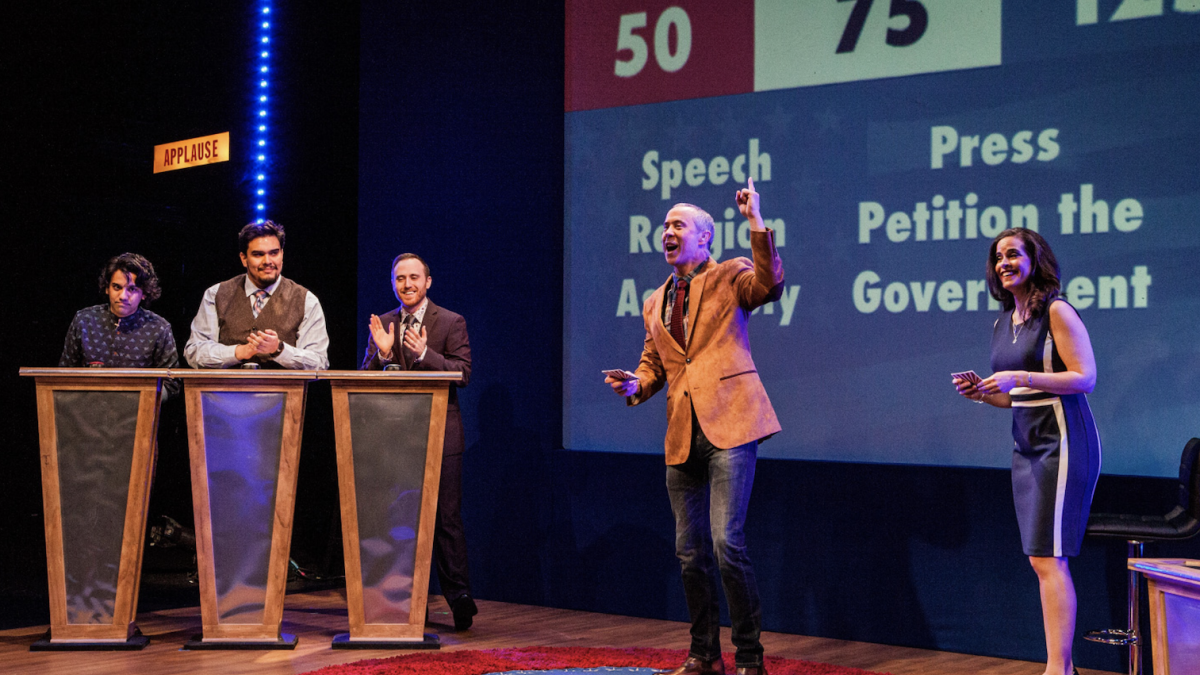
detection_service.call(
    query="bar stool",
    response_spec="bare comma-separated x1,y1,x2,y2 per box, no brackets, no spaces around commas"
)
1084,437,1200,675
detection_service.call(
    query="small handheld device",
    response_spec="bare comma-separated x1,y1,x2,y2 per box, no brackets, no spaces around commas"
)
602,368,636,381
951,370,982,385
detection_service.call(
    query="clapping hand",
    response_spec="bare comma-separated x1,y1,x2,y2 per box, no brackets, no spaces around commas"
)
369,314,396,358
236,329,280,360
403,325,428,360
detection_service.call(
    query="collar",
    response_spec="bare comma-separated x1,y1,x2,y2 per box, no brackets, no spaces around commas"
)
401,298,430,322
672,257,712,286
244,275,283,297
106,306,145,329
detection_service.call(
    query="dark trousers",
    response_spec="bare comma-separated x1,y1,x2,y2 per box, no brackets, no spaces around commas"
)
666,417,763,668
433,449,470,602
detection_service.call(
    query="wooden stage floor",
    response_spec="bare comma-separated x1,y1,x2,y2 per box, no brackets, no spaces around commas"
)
0,590,1118,675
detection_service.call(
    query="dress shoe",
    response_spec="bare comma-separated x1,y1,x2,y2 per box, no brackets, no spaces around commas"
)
734,666,767,675
653,656,725,675
450,594,478,631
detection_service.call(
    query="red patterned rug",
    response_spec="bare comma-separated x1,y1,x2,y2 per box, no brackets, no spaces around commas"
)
301,646,891,675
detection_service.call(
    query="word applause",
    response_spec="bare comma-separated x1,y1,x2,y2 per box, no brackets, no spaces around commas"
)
153,132,230,174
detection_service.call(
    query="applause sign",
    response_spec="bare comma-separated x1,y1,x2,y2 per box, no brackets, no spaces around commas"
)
153,132,230,174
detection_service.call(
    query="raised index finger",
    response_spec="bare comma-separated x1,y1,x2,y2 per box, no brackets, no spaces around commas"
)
748,176,755,192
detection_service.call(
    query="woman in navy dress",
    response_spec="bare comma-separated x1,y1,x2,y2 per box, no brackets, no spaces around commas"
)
953,228,1101,675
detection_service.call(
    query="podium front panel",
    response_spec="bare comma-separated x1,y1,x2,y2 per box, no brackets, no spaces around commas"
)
200,391,286,625
348,392,433,624
1165,591,1200,669
53,390,140,625
322,370,457,644
21,368,167,647
175,369,313,646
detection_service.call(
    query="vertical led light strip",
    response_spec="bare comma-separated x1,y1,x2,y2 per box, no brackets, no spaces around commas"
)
254,3,272,222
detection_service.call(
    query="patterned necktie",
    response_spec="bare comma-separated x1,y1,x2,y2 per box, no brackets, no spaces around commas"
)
400,314,416,366
252,289,269,318
669,278,689,347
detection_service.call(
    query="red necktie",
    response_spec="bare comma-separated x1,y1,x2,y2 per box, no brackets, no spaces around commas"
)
670,279,688,347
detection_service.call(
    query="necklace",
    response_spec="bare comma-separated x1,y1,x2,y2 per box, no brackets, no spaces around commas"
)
1011,309,1028,343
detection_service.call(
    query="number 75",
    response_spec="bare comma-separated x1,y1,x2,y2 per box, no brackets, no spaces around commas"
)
836,0,928,54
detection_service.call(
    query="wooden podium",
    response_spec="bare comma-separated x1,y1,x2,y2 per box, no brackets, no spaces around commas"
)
319,370,461,649
173,369,316,649
1131,558,1200,675
20,367,169,650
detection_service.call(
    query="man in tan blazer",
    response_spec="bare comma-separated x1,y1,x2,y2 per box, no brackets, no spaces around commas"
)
606,179,784,675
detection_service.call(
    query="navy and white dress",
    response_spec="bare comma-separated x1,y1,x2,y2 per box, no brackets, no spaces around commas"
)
990,298,1102,558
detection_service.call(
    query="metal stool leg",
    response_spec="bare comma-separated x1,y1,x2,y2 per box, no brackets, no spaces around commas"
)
1085,540,1144,675
1127,540,1142,675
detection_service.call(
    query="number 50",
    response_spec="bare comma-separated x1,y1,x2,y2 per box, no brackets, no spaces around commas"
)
615,8,692,77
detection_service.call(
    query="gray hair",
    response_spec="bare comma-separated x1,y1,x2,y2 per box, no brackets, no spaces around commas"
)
672,203,715,251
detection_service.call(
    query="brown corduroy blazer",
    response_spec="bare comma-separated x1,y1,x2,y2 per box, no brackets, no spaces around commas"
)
629,229,785,465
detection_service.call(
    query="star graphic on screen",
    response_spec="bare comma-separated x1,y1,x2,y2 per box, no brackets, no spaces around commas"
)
815,107,842,134
792,171,826,211
663,112,701,152
762,104,794,139
617,112,651,151
714,108,746,148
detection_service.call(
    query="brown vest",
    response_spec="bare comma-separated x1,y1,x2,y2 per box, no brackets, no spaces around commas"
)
214,275,308,367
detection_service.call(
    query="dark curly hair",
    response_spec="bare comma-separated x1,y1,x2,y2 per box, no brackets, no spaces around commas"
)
986,228,1060,320
238,219,286,254
98,253,162,304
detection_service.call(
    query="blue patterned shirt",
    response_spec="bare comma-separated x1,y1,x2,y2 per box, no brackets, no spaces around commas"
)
58,305,181,396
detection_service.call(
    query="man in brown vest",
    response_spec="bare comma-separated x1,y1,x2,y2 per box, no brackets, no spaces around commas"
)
184,220,329,369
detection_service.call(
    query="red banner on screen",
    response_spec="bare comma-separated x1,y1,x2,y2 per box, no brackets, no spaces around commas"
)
566,0,754,112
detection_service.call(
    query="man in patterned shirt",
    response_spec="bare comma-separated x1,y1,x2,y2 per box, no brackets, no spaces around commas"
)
59,252,180,397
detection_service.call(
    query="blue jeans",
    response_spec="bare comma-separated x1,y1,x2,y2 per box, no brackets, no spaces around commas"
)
666,419,763,668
